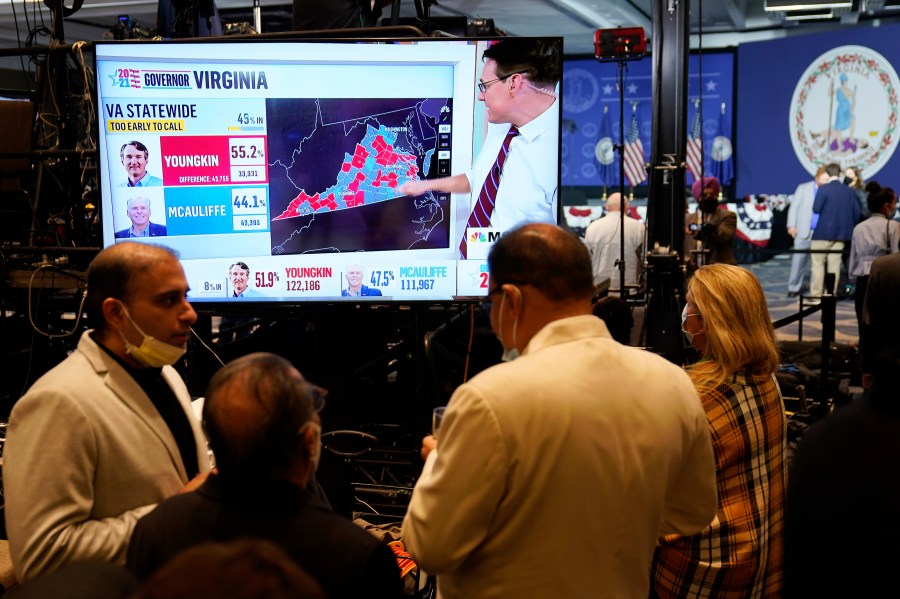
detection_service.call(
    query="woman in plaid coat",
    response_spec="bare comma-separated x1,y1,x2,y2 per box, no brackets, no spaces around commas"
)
651,264,787,599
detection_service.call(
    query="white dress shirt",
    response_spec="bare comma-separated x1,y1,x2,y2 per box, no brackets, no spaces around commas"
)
464,100,559,231
583,212,646,289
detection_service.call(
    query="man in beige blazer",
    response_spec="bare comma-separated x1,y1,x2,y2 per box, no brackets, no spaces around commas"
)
4,242,211,583
402,224,717,599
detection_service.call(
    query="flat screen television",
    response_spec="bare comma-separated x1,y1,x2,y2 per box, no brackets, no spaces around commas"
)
94,36,563,302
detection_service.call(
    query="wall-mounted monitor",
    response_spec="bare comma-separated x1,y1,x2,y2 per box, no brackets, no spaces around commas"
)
93,37,563,302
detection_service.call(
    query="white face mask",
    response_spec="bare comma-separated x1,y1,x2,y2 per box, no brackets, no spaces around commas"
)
681,305,695,344
116,303,187,368
299,421,322,471
497,293,521,362
501,346,521,362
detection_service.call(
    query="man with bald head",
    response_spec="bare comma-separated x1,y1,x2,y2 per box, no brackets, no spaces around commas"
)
127,352,404,599
402,223,717,599
4,242,210,583
583,192,646,293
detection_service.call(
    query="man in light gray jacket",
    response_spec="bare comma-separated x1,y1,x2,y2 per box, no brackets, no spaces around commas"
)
786,166,828,297
4,243,211,583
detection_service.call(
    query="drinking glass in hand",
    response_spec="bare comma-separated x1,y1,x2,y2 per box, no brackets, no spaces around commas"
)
432,407,447,440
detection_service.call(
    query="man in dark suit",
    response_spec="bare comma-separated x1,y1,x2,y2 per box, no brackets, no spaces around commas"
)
341,263,383,297
810,162,860,297
126,352,404,599
114,196,167,239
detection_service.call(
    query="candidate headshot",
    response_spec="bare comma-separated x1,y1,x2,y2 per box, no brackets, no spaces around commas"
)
114,196,168,239
229,261,264,298
119,140,163,187
341,263,382,297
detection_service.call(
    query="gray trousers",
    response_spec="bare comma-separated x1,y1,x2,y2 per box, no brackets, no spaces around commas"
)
787,238,811,293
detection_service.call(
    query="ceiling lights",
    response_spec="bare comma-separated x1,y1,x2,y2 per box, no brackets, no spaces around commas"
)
764,1,851,10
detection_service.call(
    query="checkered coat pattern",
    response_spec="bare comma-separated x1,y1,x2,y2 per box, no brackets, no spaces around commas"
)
651,373,787,599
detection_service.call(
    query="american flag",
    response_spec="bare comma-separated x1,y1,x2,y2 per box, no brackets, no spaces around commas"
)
686,106,703,181
623,111,647,187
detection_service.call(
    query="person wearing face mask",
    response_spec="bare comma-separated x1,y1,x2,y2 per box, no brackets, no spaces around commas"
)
403,223,717,599
126,352,404,598
3,242,211,584
652,264,787,599
690,176,737,266
811,162,861,298
844,166,870,219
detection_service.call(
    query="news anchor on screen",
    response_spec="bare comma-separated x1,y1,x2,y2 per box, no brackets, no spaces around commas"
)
114,196,167,238
229,261,265,298
398,38,560,258
118,140,163,187
342,263,382,297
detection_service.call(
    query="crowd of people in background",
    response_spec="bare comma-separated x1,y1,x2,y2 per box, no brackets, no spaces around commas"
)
5,209,897,598
3,24,898,597
785,162,900,387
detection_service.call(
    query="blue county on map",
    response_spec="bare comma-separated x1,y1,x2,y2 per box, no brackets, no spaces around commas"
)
266,98,452,255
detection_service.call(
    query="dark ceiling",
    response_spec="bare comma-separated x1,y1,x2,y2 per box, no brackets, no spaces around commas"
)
1,0,899,59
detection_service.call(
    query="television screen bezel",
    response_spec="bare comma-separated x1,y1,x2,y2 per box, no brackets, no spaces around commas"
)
93,35,564,307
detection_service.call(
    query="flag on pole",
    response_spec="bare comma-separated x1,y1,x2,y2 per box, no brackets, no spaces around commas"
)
711,101,734,186
595,105,617,188
686,100,703,181
623,105,647,187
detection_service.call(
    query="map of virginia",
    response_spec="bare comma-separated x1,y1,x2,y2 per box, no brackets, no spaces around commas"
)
266,98,451,255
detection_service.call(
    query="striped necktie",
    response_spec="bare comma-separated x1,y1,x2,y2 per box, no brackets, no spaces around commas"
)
459,125,520,258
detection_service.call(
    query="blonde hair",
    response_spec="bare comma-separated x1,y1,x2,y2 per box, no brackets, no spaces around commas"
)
687,264,780,387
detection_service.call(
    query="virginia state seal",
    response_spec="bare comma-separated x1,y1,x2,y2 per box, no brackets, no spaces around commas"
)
789,45,899,178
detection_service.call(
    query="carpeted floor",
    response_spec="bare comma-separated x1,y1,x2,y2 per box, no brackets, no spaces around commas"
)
746,254,859,345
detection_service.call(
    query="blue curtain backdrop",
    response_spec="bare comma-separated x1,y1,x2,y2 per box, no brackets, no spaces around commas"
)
561,51,735,190
736,23,900,196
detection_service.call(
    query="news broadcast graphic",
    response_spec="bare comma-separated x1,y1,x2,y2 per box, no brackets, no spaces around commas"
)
95,38,562,302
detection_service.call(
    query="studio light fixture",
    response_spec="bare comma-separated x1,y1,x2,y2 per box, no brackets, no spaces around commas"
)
764,0,851,10
784,9,836,19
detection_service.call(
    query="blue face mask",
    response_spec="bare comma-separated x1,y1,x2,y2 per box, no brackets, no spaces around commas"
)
501,346,520,362
298,421,322,471
681,305,694,344
497,293,521,362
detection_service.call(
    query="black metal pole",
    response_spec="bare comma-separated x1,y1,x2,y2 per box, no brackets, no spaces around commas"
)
47,0,85,245
820,294,836,403
643,0,691,363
